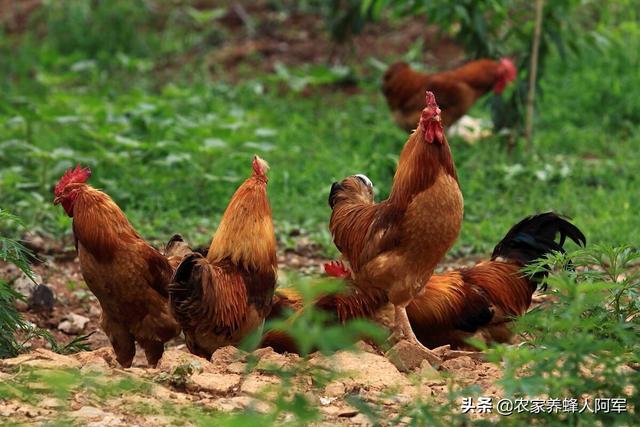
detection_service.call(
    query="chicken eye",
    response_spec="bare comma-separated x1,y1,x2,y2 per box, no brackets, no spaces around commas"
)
354,174,373,189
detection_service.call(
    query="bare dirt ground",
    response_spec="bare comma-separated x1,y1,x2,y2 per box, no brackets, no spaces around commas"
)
0,342,502,425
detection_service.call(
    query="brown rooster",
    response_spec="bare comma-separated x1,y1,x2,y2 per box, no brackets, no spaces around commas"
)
169,156,277,359
53,166,187,367
382,58,517,131
264,212,585,353
328,91,463,358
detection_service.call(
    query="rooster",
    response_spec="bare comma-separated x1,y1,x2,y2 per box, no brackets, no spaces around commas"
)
264,212,585,353
169,156,277,359
382,58,517,131
53,166,186,367
328,91,463,359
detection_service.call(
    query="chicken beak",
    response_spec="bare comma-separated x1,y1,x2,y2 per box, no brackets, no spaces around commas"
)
53,196,62,205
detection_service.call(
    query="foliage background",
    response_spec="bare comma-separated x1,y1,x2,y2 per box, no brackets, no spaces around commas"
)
0,1,638,424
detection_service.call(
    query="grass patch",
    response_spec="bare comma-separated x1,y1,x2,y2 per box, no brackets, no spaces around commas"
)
2,26,639,254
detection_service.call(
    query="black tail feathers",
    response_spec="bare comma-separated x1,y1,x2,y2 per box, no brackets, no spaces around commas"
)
169,252,205,324
491,212,586,283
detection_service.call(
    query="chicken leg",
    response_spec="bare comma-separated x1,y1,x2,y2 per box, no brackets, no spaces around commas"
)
392,304,442,365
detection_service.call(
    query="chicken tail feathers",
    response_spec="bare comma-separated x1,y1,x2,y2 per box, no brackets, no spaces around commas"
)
491,212,586,286
169,252,205,327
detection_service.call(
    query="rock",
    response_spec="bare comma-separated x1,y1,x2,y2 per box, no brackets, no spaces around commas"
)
210,346,247,365
250,346,277,360
337,409,359,418
312,350,410,389
75,347,116,369
354,340,379,354
385,340,442,372
0,348,81,369
12,272,42,311
350,413,374,426
157,349,213,373
324,381,346,397
418,359,440,379
70,406,108,420
87,415,125,427
431,344,451,358
319,396,336,406
40,398,63,409
213,396,270,413
444,350,485,361
187,372,241,394
240,372,281,395
30,284,55,312
226,361,247,374
254,347,294,372
440,356,476,371
13,272,41,299
89,305,102,318
58,313,90,334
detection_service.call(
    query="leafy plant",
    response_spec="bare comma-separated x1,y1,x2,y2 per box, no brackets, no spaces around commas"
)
0,209,35,358
0,209,91,358
486,247,640,425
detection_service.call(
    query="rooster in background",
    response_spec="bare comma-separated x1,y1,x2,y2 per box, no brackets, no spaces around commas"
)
53,166,188,367
328,92,463,359
382,58,517,131
169,156,277,359
264,212,585,353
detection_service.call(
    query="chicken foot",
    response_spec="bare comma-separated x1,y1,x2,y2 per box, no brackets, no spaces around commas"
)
391,305,442,365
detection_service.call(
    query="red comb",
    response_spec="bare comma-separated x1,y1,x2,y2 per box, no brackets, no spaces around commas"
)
54,165,91,196
419,92,441,128
419,91,444,143
500,58,517,82
252,155,269,179
323,260,351,278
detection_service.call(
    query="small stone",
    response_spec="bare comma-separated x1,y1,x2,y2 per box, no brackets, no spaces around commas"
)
71,406,108,419
240,372,281,395
40,398,62,409
385,340,442,372
58,313,90,334
445,350,485,361
187,372,241,394
12,272,42,311
0,348,81,369
419,359,440,379
226,361,247,374
13,272,42,299
157,349,213,373
255,350,290,372
354,340,379,354
211,346,247,364
337,409,360,418
319,397,336,406
350,413,373,426
30,284,55,312
312,350,410,389
431,344,451,358
89,305,101,318
324,381,346,397
441,356,476,371
75,347,117,368
214,396,270,413
87,415,125,427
